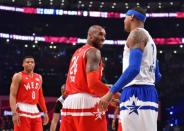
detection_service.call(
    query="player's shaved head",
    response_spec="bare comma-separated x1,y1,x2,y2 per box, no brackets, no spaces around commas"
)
88,25,104,35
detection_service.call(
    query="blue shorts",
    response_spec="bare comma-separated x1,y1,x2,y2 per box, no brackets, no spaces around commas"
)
119,85,158,131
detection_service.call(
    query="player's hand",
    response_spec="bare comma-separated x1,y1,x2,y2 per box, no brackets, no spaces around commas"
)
98,91,113,112
12,112,20,125
43,112,49,125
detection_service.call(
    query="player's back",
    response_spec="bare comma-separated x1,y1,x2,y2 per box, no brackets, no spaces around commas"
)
66,44,100,95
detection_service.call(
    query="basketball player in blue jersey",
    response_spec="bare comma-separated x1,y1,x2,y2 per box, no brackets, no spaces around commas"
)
99,7,161,131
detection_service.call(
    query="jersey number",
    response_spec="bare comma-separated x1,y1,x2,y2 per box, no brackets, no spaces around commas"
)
32,91,35,100
69,56,79,82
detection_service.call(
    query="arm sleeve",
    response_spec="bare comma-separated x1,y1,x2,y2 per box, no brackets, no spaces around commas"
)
87,71,109,97
155,60,162,82
38,88,48,112
110,48,143,94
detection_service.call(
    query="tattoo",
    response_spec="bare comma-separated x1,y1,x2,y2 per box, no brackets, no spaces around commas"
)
127,28,148,50
86,48,101,72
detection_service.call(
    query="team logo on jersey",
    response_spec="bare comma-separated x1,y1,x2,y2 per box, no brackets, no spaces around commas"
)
24,82,40,90
121,95,158,115
123,95,141,115
25,77,29,80
92,108,105,120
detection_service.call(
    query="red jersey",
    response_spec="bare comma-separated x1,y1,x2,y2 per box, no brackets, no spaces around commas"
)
66,44,103,96
16,71,42,104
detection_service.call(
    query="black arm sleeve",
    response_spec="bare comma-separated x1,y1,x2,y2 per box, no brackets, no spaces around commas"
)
54,101,63,113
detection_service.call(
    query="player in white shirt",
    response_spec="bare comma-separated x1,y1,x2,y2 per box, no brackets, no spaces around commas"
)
99,7,161,131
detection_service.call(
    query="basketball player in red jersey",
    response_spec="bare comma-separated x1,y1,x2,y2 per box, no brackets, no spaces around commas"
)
60,25,109,131
9,56,49,131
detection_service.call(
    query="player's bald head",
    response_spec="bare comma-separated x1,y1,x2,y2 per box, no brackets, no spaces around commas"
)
87,25,106,49
88,25,105,35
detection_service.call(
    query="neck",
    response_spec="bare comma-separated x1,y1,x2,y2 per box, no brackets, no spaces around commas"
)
87,40,93,46
24,70,33,76
130,22,144,32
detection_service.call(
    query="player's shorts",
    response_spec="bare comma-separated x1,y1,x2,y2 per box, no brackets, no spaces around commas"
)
14,103,42,131
119,85,158,131
118,120,123,131
60,93,107,131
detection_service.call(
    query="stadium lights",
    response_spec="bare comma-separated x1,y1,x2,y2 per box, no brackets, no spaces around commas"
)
1,5,184,19
0,32,184,45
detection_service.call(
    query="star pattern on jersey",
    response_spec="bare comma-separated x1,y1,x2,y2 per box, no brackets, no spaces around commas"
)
125,95,142,115
92,108,105,120
127,101,141,115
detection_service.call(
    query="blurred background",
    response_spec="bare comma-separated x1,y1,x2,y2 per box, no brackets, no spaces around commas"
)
0,0,184,131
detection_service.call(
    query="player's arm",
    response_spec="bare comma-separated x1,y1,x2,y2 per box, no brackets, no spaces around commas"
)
38,76,48,113
50,101,62,131
86,48,109,97
38,75,49,125
155,60,162,82
9,73,22,124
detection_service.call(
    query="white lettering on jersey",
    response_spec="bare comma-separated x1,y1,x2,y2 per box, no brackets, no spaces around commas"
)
69,56,79,82
24,82,40,90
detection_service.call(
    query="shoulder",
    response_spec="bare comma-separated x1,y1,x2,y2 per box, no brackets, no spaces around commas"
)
34,73,42,79
127,28,148,50
86,47,101,60
12,72,22,81
129,28,148,41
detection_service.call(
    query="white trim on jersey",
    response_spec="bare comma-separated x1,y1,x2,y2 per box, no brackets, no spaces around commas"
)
17,102,39,113
19,114,41,118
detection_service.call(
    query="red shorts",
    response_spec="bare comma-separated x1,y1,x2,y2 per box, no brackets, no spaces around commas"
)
60,115,107,131
60,93,107,131
14,103,43,131
118,120,123,131
14,116,42,131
